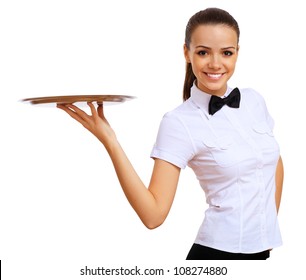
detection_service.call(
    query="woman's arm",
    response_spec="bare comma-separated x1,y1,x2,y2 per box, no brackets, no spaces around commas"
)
275,156,284,213
57,102,180,229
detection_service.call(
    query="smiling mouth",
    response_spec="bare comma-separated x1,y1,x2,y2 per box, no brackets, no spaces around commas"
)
205,73,224,79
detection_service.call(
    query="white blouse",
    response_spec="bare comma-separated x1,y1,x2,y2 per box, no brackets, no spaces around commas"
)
151,84,282,253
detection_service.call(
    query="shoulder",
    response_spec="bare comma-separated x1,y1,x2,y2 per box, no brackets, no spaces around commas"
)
239,87,267,106
158,103,188,132
156,100,198,138
162,98,197,122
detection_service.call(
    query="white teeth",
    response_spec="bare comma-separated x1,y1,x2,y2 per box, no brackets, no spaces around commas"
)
207,73,222,79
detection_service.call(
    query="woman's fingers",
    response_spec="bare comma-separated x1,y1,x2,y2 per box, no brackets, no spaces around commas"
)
57,102,107,130
57,102,115,145
97,103,103,118
87,102,98,117
87,102,105,120
65,104,89,119
57,104,89,126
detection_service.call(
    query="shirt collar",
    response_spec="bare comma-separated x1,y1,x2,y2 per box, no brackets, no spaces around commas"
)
190,82,233,118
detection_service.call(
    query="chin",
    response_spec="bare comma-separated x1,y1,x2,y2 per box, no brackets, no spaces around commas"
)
203,84,227,95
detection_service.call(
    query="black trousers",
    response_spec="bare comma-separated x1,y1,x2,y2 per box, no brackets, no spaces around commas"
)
186,243,270,260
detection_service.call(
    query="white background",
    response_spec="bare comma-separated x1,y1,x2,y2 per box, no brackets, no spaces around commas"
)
0,0,305,279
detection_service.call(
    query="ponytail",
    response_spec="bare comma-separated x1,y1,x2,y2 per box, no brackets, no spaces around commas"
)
183,62,196,101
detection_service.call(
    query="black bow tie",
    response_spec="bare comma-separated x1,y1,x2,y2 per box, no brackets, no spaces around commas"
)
208,87,241,115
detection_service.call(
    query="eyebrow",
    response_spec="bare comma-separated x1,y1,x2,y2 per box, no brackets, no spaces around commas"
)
195,45,237,50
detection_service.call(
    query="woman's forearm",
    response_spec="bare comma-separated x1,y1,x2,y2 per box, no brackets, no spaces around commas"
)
105,140,178,229
107,140,158,227
275,156,284,213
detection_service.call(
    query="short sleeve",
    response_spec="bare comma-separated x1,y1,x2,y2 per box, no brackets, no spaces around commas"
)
150,112,195,169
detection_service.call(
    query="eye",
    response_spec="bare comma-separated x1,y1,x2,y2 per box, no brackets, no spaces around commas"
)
197,50,207,56
223,51,234,56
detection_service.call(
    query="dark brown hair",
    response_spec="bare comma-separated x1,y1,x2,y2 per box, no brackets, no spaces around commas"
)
183,8,240,101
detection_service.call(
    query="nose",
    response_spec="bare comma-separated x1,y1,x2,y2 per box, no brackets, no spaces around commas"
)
208,54,221,69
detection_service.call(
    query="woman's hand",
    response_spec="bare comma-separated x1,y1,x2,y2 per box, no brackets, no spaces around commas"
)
57,102,117,148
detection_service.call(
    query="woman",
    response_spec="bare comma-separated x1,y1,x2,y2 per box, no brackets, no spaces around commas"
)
57,8,283,260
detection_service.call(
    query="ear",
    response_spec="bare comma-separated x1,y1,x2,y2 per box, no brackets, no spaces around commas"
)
183,44,191,63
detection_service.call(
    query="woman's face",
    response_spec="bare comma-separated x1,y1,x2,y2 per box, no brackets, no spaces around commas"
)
184,24,239,96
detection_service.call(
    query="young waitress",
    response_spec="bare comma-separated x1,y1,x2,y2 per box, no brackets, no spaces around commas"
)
57,8,284,260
